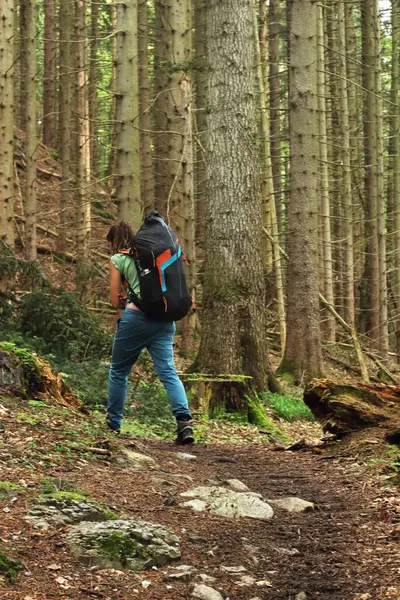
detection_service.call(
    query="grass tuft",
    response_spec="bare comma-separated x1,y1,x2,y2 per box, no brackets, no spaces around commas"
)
262,392,314,422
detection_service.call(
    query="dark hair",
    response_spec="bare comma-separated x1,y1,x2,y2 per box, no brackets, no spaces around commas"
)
107,221,134,253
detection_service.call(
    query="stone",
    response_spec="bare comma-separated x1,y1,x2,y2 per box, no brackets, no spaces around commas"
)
66,518,180,572
170,473,194,483
25,495,111,529
225,479,250,493
198,574,217,584
174,452,197,462
166,564,196,582
220,565,247,574
295,594,307,600
236,575,256,586
182,500,208,512
188,534,207,544
180,486,273,520
274,546,300,556
120,449,158,470
255,579,273,587
267,497,314,513
192,584,224,600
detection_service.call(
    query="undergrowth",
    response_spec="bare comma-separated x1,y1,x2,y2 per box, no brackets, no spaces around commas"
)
262,392,314,422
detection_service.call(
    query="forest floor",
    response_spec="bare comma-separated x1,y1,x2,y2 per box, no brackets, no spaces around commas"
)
0,393,399,600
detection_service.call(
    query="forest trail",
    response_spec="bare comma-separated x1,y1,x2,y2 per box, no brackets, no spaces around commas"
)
0,395,399,600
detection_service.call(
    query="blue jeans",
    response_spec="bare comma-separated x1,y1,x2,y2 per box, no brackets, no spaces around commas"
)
107,309,191,431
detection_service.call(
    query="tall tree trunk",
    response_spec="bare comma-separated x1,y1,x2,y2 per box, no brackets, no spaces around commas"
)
279,0,323,383
338,0,355,327
196,0,272,409
107,3,117,185
392,0,400,360
24,0,37,260
138,0,154,214
0,0,15,247
57,0,72,253
115,0,142,228
362,0,380,348
194,0,207,256
19,0,27,130
269,0,282,234
317,3,335,341
13,0,20,125
89,0,99,178
43,0,57,148
75,0,91,279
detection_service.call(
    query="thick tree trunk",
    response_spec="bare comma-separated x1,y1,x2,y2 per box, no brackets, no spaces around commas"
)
24,0,37,260
268,0,282,234
279,0,323,383
304,379,400,437
138,0,154,214
43,0,57,148
0,0,15,247
195,0,273,412
115,0,142,228
317,3,335,342
57,0,72,253
19,0,27,130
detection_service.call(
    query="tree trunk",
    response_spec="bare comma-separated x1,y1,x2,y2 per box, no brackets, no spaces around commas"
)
75,0,91,280
24,0,37,260
89,0,99,178
43,0,57,148
0,0,15,247
304,378,400,437
317,3,335,342
115,0,142,228
138,0,154,214
361,0,380,348
337,0,355,328
195,0,273,413
279,0,324,383
392,0,400,361
19,0,27,130
57,0,72,252
269,0,282,234
106,3,117,185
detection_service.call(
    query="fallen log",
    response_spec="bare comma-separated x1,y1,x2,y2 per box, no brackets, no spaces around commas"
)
304,378,400,437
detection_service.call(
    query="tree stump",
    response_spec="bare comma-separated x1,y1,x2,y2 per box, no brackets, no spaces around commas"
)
304,378,400,437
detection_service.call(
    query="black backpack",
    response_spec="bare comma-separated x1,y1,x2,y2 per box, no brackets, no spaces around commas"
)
122,211,192,322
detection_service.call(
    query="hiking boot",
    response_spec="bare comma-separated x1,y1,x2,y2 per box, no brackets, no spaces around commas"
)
176,418,194,445
105,418,121,435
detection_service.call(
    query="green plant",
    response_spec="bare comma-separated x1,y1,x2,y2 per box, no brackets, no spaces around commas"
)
262,392,315,422
0,482,22,500
0,547,21,584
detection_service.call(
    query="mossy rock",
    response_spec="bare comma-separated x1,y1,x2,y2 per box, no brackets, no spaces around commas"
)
66,519,181,571
26,493,115,529
0,547,21,585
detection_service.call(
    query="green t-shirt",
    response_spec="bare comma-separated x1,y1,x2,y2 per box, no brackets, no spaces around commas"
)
111,253,141,298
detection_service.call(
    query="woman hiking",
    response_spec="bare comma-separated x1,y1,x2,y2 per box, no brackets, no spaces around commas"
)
105,220,194,445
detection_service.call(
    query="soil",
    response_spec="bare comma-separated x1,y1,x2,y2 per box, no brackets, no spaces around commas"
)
0,408,399,600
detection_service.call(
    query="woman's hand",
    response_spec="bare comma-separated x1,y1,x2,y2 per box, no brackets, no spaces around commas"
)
110,262,126,308
117,293,128,309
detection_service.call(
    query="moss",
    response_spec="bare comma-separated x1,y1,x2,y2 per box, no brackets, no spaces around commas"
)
50,491,88,503
0,342,43,387
0,482,22,500
103,509,119,521
246,393,289,441
0,547,21,584
98,532,149,566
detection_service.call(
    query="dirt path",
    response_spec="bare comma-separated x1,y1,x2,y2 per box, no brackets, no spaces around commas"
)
1,433,399,600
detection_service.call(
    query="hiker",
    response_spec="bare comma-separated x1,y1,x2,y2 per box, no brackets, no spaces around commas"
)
106,216,194,444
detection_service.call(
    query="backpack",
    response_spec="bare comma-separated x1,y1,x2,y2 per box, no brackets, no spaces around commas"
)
122,211,192,322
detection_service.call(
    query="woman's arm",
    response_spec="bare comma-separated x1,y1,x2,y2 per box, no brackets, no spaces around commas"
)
109,262,127,308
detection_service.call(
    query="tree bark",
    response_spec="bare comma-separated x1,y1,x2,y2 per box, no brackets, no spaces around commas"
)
24,0,37,260
43,0,57,148
57,0,72,252
138,0,154,214
392,0,400,361
89,0,99,178
115,0,142,228
279,0,324,383
19,0,27,130
0,0,15,247
268,0,282,234
195,0,273,410
317,3,335,341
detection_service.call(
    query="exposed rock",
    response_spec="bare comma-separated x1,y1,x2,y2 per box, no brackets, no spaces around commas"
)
120,449,158,471
170,473,194,483
25,494,111,529
295,593,307,600
220,565,247,574
267,497,314,513
166,564,197,582
66,518,180,572
192,583,224,600
274,546,300,556
198,574,218,584
255,579,273,587
182,499,208,512
225,479,250,493
188,534,208,544
174,452,197,462
236,575,256,586
180,486,273,520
